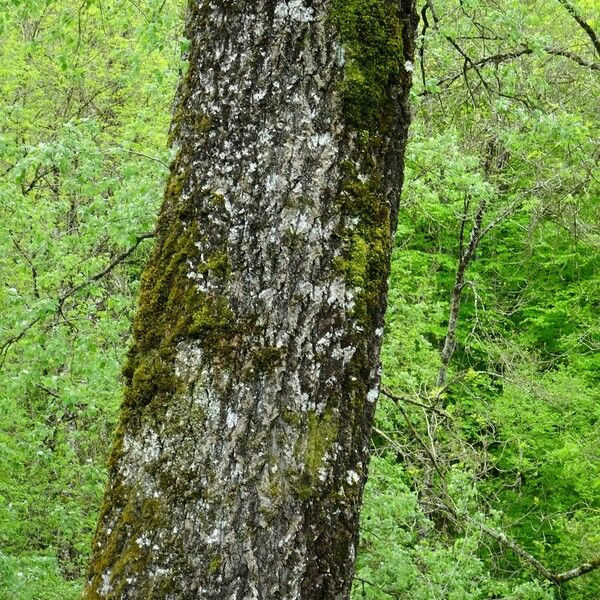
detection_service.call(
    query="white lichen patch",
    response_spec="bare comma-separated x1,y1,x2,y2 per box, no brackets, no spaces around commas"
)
317,467,328,482
226,409,239,429
346,470,360,486
99,570,112,597
367,387,379,403
136,534,152,548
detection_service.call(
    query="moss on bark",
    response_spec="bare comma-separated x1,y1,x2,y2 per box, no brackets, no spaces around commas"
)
331,0,406,133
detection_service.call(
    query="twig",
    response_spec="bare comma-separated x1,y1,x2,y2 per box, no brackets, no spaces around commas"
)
435,46,599,91
353,576,401,599
58,232,155,303
110,147,170,169
555,556,600,583
381,387,449,417
394,402,447,482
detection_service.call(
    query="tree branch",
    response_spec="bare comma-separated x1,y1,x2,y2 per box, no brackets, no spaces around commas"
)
556,0,600,57
437,45,599,90
437,198,487,386
434,501,600,586
555,556,600,584
110,146,170,169
468,515,558,582
544,46,600,70
381,386,449,417
58,232,155,304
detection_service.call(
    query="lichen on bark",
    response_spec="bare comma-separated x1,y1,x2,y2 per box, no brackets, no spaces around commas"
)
83,1,417,599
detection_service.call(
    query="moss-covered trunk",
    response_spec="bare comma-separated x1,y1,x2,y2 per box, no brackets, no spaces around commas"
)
83,1,416,598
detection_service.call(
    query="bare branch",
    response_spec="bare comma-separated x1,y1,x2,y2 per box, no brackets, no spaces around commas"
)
437,46,599,90
437,198,487,386
353,576,401,599
544,46,600,70
434,502,600,586
468,515,558,583
59,232,155,303
110,146,170,169
381,387,449,417
424,0,439,25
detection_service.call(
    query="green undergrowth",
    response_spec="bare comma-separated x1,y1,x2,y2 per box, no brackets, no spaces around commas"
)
0,555,80,600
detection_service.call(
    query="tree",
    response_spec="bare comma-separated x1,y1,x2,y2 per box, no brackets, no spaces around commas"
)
82,1,417,598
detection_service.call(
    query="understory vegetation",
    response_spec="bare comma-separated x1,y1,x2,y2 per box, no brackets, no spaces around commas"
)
0,1,598,599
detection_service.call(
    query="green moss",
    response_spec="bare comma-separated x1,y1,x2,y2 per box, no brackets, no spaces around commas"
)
306,410,338,475
296,409,338,499
331,0,405,133
329,1,403,327
125,350,178,412
118,154,236,422
190,296,233,333
83,493,170,599
194,114,211,133
281,408,303,427
334,173,391,331
209,192,225,207
208,556,221,573
328,0,403,413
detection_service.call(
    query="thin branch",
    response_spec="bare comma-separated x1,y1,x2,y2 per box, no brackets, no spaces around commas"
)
446,37,490,93
381,387,449,417
434,502,600,586
110,147,170,169
468,515,558,582
353,576,401,599
544,46,600,70
437,198,487,386
474,515,600,585
373,426,407,459
556,0,600,57
0,316,44,365
393,402,447,482
436,46,599,90
419,3,431,88
424,0,439,25
555,556,600,583
59,232,155,303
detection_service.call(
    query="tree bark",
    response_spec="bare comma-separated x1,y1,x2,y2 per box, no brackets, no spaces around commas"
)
83,1,416,598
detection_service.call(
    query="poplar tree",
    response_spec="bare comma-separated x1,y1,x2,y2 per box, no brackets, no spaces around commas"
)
83,1,417,598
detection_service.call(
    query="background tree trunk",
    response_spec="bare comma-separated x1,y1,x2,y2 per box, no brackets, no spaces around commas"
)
83,1,416,598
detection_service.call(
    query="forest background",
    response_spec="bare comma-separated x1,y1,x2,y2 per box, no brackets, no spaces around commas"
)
0,0,598,598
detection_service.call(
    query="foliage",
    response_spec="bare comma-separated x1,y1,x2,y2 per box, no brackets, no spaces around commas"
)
0,0,598,598
353,1,600,598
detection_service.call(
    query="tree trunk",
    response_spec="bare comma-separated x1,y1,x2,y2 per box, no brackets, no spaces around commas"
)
83,1,416,598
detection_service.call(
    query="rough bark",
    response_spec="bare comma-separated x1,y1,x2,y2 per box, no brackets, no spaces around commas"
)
83,1,417,598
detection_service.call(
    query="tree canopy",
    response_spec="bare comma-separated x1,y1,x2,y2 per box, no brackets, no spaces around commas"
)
0,0,598,599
